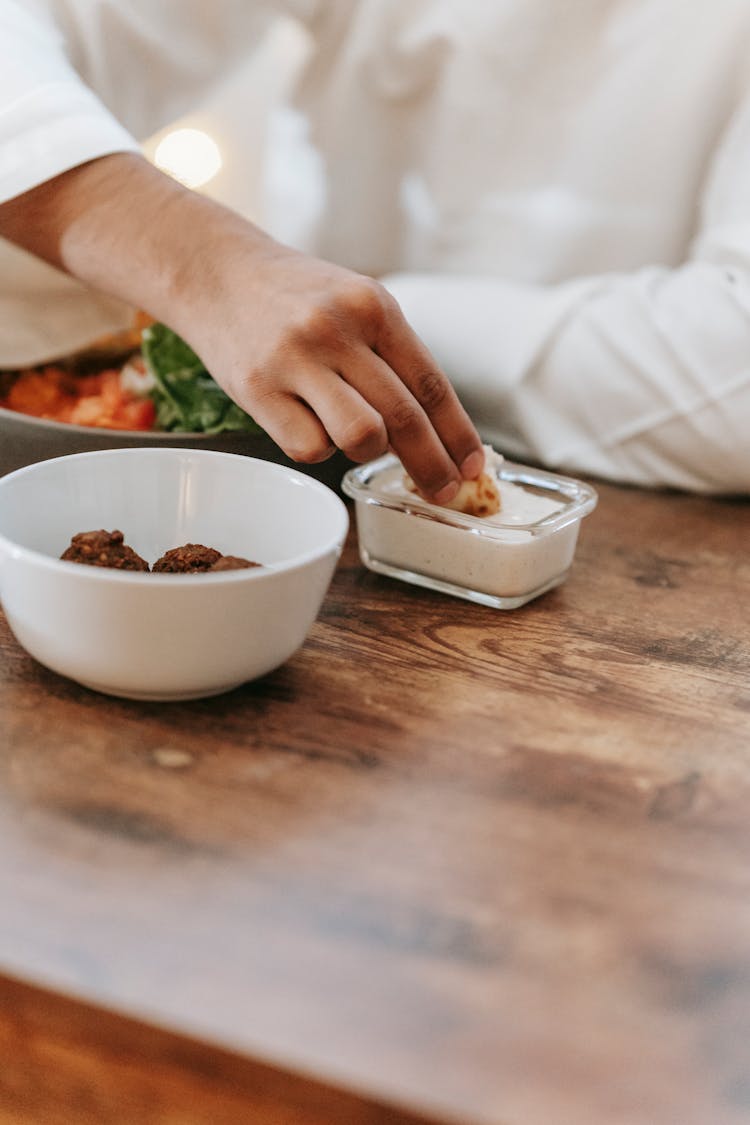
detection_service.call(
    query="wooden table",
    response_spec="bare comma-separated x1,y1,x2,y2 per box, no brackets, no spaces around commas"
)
1,479,749,1125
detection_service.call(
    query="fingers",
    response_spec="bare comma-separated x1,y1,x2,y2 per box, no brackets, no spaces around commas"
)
244,390,335,464
301,373,390,464
372,298,485,484
293,332,476,499
238,344,481,501
304,273,484,494
281,349,475,502
241,360,389,465
344,348,468,501
279,272,483,493
248,366,395,468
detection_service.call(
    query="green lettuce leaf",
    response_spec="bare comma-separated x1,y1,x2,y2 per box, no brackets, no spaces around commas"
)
141,323,261,434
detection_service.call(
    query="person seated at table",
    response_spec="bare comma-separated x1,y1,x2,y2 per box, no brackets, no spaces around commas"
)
0,0,484,508
269,0,750,495
2,1,750,496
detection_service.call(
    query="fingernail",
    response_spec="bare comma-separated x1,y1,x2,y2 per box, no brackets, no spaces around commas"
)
434,480,460,505
460,450,484,480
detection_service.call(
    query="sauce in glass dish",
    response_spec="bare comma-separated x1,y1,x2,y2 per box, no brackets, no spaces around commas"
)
342,450,597,609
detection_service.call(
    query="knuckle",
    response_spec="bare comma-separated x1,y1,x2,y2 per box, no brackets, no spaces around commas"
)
284,437,335,465
341,277,389,329
292,305,342,349
288,278,393,349
387,397,423,435
414,369,450,412
235,364,271,410
242,362,271,394
339,416,387,459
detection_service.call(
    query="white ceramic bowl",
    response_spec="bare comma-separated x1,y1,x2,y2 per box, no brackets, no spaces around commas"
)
0,448,348,700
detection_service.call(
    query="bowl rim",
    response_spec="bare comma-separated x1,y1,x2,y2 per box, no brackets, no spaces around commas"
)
0,446,349,583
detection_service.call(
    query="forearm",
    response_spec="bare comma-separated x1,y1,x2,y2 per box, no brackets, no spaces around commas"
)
0,152,275,338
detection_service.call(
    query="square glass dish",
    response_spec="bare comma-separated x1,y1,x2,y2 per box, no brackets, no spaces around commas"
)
342,454,598,609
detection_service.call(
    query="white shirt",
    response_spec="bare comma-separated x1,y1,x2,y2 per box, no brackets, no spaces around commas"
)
2,0,750,492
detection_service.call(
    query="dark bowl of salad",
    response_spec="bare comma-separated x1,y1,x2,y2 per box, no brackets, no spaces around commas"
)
0,323,350,491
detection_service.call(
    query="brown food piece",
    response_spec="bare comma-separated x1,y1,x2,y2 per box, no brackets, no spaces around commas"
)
61,532,262,574
404,470,501,518
210,555,261,571
152,543,222,573
60,529,150,571
447,472,502,518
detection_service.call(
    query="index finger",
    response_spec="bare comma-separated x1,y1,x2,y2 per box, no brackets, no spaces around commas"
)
373,298,485,495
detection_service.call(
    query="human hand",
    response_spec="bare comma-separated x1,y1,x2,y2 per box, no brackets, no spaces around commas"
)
177,238,485,503
0,153,483,499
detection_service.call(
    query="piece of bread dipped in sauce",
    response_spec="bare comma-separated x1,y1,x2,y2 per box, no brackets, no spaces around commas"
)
404,445,502,517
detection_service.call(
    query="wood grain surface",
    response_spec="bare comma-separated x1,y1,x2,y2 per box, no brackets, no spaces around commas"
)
1,479,749,1125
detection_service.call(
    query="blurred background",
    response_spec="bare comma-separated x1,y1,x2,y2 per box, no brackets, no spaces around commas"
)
143,19,317,249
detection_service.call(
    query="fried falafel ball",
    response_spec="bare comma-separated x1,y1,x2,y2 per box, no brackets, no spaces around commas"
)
60,529,150,571
152,543,223,573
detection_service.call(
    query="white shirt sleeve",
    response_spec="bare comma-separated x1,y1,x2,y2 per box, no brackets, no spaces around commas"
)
0,0,139,202
383,92,750,495
0,0,318,202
